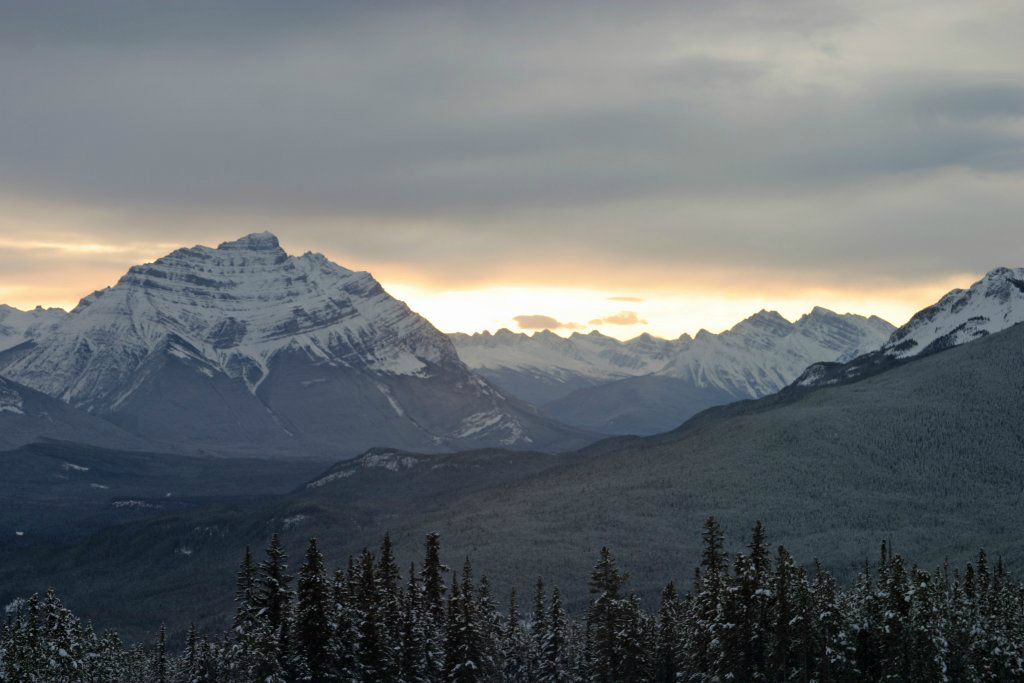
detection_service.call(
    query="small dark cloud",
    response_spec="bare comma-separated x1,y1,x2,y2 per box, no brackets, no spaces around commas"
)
513,314,583,331
589,311,647,325
609,296,644,302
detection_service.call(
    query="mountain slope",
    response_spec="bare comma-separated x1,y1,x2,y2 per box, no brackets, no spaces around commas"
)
453,307,893,434
883,266,1024,357
0,376,152,452
388,318,1024,604
797,267,1024,389
0,233,588,457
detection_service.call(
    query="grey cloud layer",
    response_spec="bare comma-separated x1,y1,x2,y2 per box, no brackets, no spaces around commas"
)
2,0,1023,284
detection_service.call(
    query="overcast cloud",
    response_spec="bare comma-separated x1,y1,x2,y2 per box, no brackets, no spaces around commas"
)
1,0,1023,310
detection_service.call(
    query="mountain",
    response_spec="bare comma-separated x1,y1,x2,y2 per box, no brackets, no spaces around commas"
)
0,375,152,452
0,304,64,352
0,233,588,457
452,307,893,434
883,266,1024,358
797,267,1024,388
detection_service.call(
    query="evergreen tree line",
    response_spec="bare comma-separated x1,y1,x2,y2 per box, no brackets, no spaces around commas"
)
3,519,1024,681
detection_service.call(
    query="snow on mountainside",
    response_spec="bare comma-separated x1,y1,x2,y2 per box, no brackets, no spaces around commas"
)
794,267,1024,390
451,307,894,405
0,304,65,352
883,267,1024,358
0,233,586,456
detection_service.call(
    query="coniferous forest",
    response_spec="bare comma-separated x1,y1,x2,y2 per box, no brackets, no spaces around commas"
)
3,519,1024,682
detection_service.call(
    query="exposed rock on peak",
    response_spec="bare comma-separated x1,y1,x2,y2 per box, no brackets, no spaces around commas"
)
0,234,587,457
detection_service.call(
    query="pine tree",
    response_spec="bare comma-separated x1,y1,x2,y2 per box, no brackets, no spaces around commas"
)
377,532,403,680
421,532,449,625
538,587,568,682
689,516,727,677
654,582,681,683
294,538,334,681
399,562,429,682
586,546,626,682
444,557,484,682
355,548,386,680
258,534,294,637
232,546,258,636
419,532,449,680
476,575,502,681
152,624,168,683
616,594,651,682
331,567,360,680
502,588,529,683
529,576,547,677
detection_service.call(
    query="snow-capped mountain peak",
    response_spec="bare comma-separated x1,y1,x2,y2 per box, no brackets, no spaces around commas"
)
0,233,586,455
883,267,1024,359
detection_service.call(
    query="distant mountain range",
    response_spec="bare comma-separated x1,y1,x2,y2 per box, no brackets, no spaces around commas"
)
3,232,1021,456
0,233,585,457
451,308,894,434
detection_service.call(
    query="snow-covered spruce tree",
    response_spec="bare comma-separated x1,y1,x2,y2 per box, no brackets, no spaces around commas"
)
293,538,335,681
585,546,626,682
420,531,449,680
151,624,168,683
528,576,547,679
421,532,448,626
444,557,485,682
615,593,652,683
355,548,387,680
811,559,856,681
767,544,802,679
688,515,726,678
501,588,529,682
331,566,360,679
475,575,502,680
398,562,430,682
653,582,681,683
258,534,294,645
537,587,567,682
232,546,258,636
377,532,404,680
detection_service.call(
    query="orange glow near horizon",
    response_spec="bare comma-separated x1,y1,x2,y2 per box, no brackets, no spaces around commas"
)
0,237,968,340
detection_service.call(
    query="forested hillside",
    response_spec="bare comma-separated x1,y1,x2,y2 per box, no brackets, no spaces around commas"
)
5,322,1024,643
3,522,1022,682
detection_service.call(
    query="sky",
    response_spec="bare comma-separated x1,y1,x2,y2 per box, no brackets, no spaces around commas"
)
1,0,1022,339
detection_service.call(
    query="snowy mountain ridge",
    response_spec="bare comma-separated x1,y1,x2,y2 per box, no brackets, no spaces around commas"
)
793,267,1024,390
451,307,894,403
0,304,65,352
883,267,1024,358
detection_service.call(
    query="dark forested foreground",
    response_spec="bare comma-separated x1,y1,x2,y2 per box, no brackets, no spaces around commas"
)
4,520,1024,682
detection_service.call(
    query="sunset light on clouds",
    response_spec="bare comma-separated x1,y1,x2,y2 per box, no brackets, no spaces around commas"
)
1,0,1022,339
